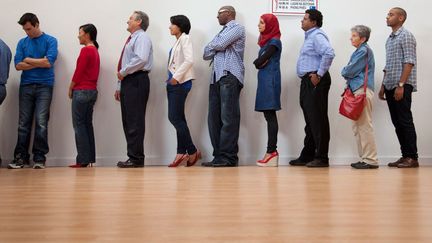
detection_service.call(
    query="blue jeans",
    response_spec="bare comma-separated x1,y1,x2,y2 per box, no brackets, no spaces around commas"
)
72,90,97,164
208,73,243,164
14,84,53,162
167,84,196,154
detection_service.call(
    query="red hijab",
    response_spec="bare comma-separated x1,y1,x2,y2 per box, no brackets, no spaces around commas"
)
258,14,281,47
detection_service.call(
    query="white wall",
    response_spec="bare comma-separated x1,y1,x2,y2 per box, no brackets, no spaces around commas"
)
0,0,430,166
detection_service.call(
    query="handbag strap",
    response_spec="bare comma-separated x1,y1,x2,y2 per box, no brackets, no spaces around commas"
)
362,47,369,93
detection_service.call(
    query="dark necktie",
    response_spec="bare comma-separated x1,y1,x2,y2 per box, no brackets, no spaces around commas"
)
117,35,132,72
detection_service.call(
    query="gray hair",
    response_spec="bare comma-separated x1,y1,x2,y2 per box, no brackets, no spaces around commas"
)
351,25,371,42
134,11,149,31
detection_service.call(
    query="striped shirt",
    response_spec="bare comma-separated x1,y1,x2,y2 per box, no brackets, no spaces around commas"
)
383,27,417,91
203,20,245,84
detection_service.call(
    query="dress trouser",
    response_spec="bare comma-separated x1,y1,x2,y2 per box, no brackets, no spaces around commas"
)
299,72,331,162
120,71,150,163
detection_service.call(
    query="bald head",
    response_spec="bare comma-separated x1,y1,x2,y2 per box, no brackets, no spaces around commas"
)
219,5,236,18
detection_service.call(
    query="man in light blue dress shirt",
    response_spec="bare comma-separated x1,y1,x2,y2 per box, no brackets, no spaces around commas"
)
0,38,12,166
115,11,153,168
203,6,245,167
290,9,335,168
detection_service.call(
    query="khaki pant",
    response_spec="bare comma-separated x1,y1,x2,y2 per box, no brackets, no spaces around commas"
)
352,88,378,165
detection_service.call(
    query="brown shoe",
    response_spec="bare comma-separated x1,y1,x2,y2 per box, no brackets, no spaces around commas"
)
397,158,419,168
388,157,405,167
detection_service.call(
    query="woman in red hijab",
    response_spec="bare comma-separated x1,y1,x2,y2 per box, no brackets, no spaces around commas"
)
254,14,282,167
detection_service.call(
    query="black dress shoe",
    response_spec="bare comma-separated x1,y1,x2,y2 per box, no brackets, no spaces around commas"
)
351,161,379,169
289,157,312,166
117,159,144,168
212,161,238,167
201,161,214,167
306,159,329,168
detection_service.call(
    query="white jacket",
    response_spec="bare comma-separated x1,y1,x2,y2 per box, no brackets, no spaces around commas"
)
168,33,195,83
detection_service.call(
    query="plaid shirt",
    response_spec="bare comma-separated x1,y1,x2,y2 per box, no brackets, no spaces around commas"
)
203,20,245,84
383,27,417,91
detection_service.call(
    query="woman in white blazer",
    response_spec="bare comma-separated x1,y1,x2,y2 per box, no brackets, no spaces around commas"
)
166,15,201,167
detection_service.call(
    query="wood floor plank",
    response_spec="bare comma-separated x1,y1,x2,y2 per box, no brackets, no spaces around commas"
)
0,166,431,242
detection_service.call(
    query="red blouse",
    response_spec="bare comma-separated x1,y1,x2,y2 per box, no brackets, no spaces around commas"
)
72,46,100,90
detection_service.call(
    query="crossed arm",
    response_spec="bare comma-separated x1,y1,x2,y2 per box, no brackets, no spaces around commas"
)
16,57,51,71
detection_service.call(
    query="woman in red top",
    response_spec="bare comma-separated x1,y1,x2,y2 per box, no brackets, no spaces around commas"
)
68,24,100,168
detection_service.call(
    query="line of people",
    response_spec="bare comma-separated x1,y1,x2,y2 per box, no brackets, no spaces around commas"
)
0,6,418,169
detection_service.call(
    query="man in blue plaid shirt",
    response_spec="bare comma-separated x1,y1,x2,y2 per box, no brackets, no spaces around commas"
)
202,5,245,167
379,7,419,168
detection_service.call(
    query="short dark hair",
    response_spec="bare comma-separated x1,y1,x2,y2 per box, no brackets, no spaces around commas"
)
393,7,407,23
305,9,323,27
170,15,191,34
18,13,39,27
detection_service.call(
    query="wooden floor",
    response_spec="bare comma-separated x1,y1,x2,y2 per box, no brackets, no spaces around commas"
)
0,166,431,243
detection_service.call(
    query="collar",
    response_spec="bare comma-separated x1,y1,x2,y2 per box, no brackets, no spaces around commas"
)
131,29,144,38
224,20,236,28
305,27,318,38
390,26,404,38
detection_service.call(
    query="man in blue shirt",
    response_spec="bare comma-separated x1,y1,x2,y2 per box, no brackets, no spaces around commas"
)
8,13,58,169
203,6,245,167
115,11,153,168
0,38,12,166
290,9,335,168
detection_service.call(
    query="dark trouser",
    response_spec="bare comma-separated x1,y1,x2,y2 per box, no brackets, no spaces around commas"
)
120,71,150,163
0,84,6,105
299,72,331,161
167,84,197,155
208,73,243,164
0,84,5,162
14,84,53,163
384,85,418,159
263,110,278,153
72,89,98,164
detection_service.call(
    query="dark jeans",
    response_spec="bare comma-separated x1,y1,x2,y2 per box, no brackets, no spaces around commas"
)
14,84,53,163
208,73,243,164
167,84,196,154
120,71,150,163
299,72,331,161
0,84,6,105
384,85,418,159
72,90,97,164
0,84,5,162
263,110,278,153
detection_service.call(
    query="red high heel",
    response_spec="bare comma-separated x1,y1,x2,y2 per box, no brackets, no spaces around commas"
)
69,163,92,168
187,150,201,167
168,154,189,167
257,151,279,167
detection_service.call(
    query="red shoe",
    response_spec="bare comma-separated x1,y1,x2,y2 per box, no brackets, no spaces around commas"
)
187,150,201,167
69,163,92,168
257,151,279,167
168,154,189,167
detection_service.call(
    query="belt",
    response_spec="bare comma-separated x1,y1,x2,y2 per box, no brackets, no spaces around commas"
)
302,71,317,79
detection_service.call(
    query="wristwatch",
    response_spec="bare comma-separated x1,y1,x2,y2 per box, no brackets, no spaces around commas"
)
398,82,404,87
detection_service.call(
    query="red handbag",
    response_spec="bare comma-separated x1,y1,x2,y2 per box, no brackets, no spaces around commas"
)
339,50,369,121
